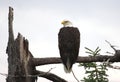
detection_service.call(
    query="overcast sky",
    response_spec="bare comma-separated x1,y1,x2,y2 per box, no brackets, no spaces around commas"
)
1,0,120,82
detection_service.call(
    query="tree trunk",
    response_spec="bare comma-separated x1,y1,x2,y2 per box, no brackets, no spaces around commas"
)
6,7,36,82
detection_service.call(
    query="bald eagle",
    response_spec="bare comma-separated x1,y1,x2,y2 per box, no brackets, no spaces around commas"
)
58,20,80,73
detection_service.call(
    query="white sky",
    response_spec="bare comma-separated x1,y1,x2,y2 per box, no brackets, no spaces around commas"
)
1,0,120,82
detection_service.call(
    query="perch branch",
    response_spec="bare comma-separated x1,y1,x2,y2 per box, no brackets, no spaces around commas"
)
32,55,118,66
31,57,61,66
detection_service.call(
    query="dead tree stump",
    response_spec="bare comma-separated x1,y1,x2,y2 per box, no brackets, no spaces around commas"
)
6,7,36,82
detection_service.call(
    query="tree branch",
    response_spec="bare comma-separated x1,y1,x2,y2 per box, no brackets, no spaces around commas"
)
32,55,119,66
33,70,67,82
31,57,61,66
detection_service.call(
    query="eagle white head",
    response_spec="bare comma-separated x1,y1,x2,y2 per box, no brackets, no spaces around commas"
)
61,20,73,27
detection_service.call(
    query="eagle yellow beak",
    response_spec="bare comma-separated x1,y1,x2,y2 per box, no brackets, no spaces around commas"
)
61,20,72,27
61,20,65,25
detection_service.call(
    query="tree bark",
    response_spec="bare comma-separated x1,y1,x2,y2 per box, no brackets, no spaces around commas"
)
6,7,36,82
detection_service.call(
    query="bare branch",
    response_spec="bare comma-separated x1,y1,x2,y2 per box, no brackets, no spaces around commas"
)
31,57,61,66
32,55,118,66
34,70,67,82
108,64,120,69
72,70,80,82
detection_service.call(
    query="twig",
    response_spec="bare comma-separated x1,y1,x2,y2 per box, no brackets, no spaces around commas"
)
46,67,56,73
71,70,80,82
104,59,120,70
35,70,67,82
108,64,120,69
105,40,116,51
106,51,114,55
0,73,8,77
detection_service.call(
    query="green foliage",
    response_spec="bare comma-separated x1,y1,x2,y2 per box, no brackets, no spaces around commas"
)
80,47,108,82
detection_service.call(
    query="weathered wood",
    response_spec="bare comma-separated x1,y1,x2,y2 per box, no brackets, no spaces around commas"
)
6,7,36,82
8,7,14,42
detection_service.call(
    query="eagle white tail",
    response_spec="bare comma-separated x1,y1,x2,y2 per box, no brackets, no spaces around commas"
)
64,58,72,73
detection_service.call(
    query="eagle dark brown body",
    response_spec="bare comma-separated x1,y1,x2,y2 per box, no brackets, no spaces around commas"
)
58,27,80,73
